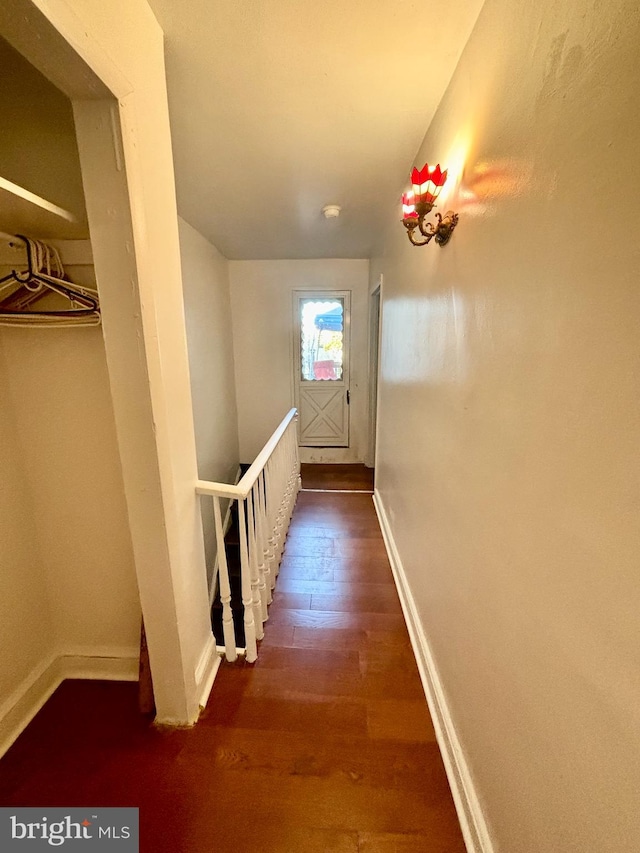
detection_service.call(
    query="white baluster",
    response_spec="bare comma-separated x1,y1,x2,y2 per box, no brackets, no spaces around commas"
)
285,424,296,523
293,415,302,493
286,434,296,531
282,433,292,540
212,495,237,662
237,498,258,662
247,487,264,640
256,474,270,616
265,456,277,587
274,439,287,566
293,421,300,496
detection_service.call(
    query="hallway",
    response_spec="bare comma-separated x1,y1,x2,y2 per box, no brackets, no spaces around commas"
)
0,486,464,852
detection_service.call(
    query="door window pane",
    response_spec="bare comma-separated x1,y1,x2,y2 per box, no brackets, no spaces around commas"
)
300,299,343,381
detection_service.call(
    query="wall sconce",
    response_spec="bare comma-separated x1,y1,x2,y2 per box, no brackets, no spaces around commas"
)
402,163,459,247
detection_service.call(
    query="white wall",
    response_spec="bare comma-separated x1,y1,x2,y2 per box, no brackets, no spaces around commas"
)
229,259,369,463
0,252,141,661
0,369,54,706
0,43,64,715
372,0,640,849
179,217,239,580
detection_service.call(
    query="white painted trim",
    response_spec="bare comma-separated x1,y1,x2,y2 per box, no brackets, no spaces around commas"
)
0,648,140,761
372,277,384,476
373,489,494,853
59,653,139,682
194,635,221,711
0,653,59,761
366,279,382,468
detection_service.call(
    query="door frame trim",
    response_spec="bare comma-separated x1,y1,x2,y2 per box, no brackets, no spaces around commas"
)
366,276,382,469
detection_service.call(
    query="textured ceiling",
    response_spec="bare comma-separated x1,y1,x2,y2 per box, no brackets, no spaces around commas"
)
147,0,484,260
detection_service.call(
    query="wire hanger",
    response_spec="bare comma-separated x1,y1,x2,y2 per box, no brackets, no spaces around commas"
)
0,234,101,327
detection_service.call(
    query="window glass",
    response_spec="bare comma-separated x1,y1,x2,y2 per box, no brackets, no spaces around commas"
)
300,299,344,381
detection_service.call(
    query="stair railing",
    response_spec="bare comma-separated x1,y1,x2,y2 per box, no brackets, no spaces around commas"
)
196,408,301,662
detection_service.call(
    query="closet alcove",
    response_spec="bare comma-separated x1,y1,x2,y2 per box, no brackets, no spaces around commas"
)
0,36,141,744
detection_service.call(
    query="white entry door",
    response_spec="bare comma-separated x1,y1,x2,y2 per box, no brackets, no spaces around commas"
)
293,291,350,447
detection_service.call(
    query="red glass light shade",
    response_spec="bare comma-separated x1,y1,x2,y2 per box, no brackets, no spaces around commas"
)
410,163,448,206
402,192,418,221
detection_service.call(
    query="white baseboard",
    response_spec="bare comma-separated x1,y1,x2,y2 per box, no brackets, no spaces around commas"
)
373,489,494,853
0,653,60,761
0,647,139,761
195,634,221,711
61,649,140,681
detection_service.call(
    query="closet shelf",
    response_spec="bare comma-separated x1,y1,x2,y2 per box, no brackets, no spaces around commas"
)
0,176,89,240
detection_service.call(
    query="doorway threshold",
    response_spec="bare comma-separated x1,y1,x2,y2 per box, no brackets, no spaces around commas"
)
300,463,374,492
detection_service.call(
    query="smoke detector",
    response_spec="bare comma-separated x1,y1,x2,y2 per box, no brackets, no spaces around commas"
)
322,205,341,219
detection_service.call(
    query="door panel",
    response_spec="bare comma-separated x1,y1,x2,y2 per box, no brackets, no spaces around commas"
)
293,291,350,447
299,386,347,441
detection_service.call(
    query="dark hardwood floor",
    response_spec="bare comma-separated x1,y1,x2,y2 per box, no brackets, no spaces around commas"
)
300,463,374,492
0,488,464,853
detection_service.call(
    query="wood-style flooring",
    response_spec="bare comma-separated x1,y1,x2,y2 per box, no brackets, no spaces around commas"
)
301,463,374,492
0,486,464,853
